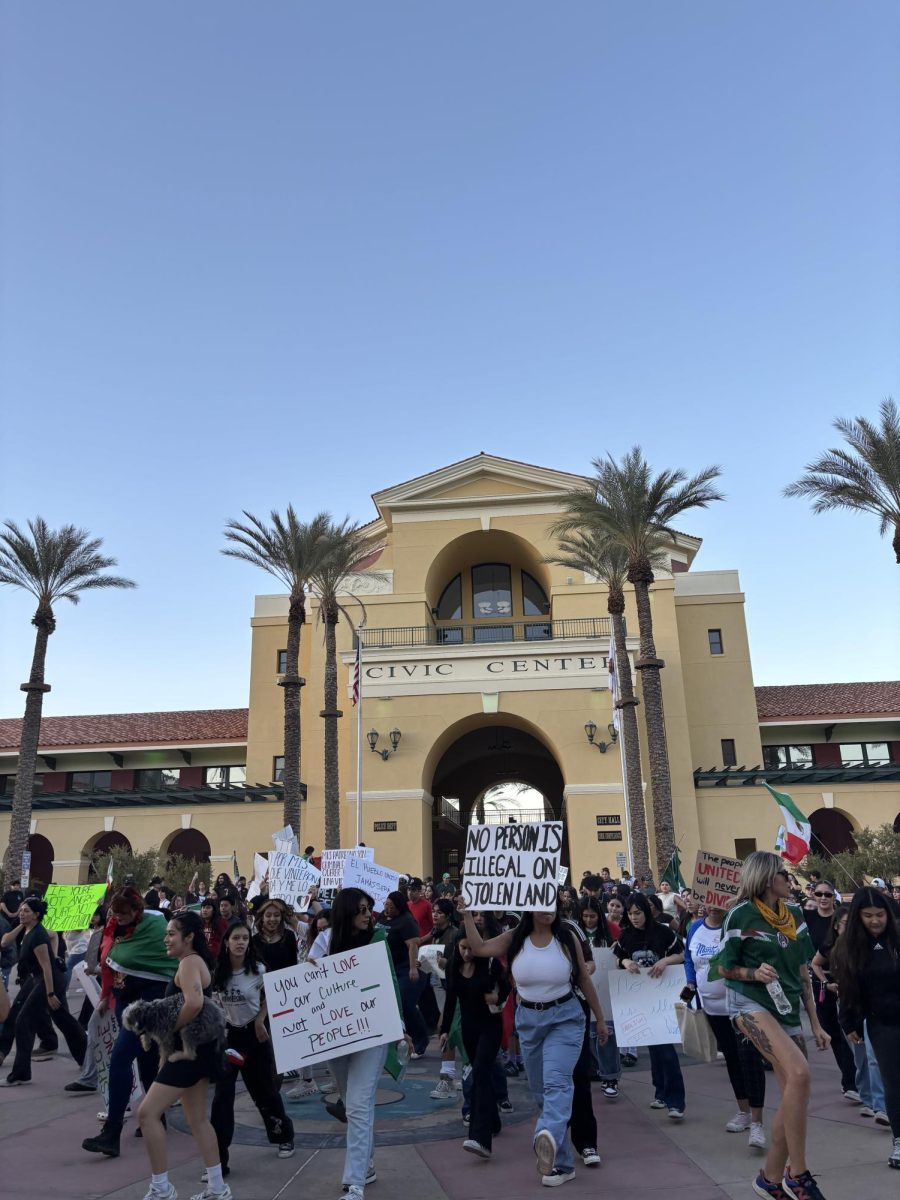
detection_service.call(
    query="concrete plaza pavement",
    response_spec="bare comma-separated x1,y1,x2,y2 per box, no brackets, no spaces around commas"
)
0,1024,895,1200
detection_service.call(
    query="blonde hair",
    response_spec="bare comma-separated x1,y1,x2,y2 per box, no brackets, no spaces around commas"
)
736,851,782,903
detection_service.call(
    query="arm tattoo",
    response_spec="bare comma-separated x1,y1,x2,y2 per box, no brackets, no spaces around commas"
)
736,1011,774,1058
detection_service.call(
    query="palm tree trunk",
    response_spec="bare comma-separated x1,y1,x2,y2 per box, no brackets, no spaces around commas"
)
321,611,342,849
3,615,52,881
611,611,652,881
278,592,305,836
631,575,675,879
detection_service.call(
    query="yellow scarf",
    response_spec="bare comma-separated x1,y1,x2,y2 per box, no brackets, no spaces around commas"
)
753,898,797,940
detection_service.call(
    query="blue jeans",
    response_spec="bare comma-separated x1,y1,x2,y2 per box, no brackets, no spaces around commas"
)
853,1025,885,1113
331,1043,388,1189
107,982,167,1127
65,952,86,993
649,1042,685,1111
516,997,585,1173
591,1021,621,1081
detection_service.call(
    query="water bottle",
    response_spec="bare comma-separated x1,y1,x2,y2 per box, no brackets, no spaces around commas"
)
766,978,792,1016
394,1037,410,1081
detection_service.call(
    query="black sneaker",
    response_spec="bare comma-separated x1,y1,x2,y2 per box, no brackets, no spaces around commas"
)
602,1082,619,1099
620,1053,638,1067
64,1081,97,1094
542,1168,575,1188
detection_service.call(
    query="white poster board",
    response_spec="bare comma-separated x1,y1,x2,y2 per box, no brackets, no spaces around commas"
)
557,866,569,885
461,822,563,911
608,964,684,1046
692,849,743,909
263,939,403,1072
73,962,141,1108
590,945,618,1014
320,846,375,891
246,853,269,903
417,943,446,979
268,852,321,911
341,857,400,911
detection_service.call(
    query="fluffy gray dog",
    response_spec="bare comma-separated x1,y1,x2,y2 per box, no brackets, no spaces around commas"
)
122,994,226,1065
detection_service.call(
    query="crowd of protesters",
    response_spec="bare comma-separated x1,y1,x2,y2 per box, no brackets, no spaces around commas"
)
0,854,898,1199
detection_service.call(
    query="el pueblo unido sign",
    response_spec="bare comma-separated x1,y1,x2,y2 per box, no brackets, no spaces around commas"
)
320,847,374,891
263,939,402,1073
461,821,563,911
692,850,743,909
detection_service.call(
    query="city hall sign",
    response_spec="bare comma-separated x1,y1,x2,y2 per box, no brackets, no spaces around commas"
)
343,640,623,698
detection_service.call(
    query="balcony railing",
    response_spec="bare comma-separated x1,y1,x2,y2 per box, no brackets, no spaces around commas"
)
361,616,611,650
436,798,463,825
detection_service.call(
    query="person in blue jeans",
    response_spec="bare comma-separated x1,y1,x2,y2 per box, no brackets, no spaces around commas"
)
462,900,609,1186
612,893,686,1118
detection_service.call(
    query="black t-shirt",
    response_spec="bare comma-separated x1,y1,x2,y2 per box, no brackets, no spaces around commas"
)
18,923,54,978
383,912,420,970
252,929,298,973
2,890,24,926
614,921,683,968
804,909,834,955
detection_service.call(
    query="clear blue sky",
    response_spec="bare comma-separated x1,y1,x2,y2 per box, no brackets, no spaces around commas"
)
1,2,898,717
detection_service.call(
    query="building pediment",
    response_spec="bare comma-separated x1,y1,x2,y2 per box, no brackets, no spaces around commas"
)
372,453,589,524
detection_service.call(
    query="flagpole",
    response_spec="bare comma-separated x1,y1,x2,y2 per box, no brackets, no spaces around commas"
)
355,630,364,847
610,632,635,874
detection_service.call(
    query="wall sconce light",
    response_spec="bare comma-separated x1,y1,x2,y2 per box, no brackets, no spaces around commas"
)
368,727,402,761
584,720,618,754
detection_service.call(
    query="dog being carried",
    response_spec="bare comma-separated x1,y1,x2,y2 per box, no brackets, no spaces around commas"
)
122,993,226,1066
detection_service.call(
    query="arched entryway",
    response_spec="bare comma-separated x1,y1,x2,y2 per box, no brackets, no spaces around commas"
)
81,831,133,882
163,829,211,863
429,721,565,879
26,833,54,890
809,808,857,856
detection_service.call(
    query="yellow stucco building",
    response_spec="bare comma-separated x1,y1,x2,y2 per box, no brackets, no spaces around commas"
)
2,454,899,885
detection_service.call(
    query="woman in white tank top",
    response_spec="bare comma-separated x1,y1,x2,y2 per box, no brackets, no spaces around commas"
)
462,902,608,1187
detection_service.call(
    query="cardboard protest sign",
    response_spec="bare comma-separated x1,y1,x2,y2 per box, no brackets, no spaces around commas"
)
341,857,399,911
264,938,403,1072
321,846,374,891
590,944,618,1013
246,852,269,903
417,943,446,979
44,884,107,931
608,964,684,1046
692,850,743,909
268,852,321,911
73,962,141,1108
273,826,298,854
461,822,563,911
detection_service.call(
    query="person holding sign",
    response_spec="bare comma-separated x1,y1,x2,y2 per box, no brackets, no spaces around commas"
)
210,921,294,1175
711,851,830,1200
310,887,410,1200
613,893,686,1119
460,898,608,1188
0,896,87,1085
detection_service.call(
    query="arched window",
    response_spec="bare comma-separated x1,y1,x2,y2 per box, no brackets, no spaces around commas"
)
436,575,462,620
522,571,549,616
471,564,512,618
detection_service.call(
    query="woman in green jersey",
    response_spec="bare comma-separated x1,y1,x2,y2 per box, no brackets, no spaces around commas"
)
714,851,830,1200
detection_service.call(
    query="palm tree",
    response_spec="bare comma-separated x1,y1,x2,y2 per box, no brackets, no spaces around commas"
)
552,449,723,877
0,519,136,881
223,509,333,835
308,519,383,850
546,529,665,881
784,398,900,563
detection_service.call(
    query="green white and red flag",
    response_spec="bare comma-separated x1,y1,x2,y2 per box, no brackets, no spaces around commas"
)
763,782,811,864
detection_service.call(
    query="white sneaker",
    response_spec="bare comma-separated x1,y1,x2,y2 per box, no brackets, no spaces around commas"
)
342,1189,365,1200
430,1078,454,1100
876,1110,892,1127
748,1123,767,1150
860,1105,875,1118
726,1112,752,1132
668,1109,685,1121
143,1186,177,1200
890,1137,900,1170
463,1139,491,1158
843,1089,862,1103
581,1148,601,1167
534,1130,557,1177
287,1079,319,1099
190,1188,232,1200
649,1099,667,1109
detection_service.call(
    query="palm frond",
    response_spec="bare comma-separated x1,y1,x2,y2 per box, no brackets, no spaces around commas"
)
0,518,136,607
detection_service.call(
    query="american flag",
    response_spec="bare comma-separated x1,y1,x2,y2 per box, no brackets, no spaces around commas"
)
351,637,362,706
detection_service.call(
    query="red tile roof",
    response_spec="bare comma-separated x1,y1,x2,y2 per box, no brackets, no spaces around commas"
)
0,709,248,752
756,682,900,721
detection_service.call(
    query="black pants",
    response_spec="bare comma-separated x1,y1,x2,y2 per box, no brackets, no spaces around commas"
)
418,977,441,1032
461,1017,502,1151
568,998,598,1154
211,1023,294,1166
706,1013,766,1109
7,973,86,1081
867,1020,900,1138
815,988,856,1093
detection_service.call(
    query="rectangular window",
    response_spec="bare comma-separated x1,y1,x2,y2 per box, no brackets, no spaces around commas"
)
2,775,43,795
136,767,181,790
273,755,285,782
735,838,757,859
839,742,891,767
762,744,813,769
204,765,247,788
277,649,288,674
71,770,112,791
708,629,724,656
721,739,737,767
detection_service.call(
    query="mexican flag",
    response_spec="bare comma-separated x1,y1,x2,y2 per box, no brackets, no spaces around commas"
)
763,783,811,864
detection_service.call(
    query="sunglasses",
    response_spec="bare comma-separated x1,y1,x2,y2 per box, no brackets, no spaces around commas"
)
814,892,834,899
357,904,371,915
